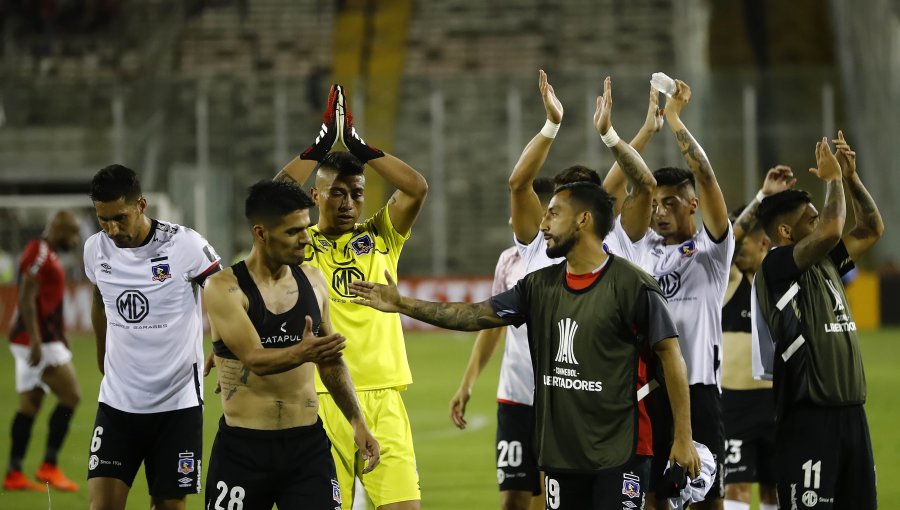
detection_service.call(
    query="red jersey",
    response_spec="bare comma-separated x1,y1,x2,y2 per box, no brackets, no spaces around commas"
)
9,239,67,346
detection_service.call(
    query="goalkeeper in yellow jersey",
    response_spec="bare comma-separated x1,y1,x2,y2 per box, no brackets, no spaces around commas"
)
275,84,428,510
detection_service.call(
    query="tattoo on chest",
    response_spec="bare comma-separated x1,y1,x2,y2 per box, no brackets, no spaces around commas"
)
219,360,251,401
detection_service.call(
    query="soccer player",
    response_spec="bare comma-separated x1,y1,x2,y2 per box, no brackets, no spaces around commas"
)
84,165,222,510
602,78,734,510
4,211,82,492
202,180,379,509
275,85,428,510
754,133,882,510
352,181,701,510
720,167,795,510
449,177,554,510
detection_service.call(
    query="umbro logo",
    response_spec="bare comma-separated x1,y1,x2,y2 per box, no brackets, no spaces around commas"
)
100,263,112,274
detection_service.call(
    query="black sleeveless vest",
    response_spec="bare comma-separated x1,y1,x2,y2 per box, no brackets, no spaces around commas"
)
722,276,752,333
213,262,322,359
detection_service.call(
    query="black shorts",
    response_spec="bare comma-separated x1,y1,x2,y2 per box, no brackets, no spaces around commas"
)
775,404,876,510
648,384,725,500
87,402,203,498
496,402,541,495
205,416,341,510
543,456,650,510
722,388,776,485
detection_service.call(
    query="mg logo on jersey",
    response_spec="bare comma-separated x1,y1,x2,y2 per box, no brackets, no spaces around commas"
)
332,267,365,298
656,271,682,298
116,290,149,323
555,318,579,365
825,280,845,313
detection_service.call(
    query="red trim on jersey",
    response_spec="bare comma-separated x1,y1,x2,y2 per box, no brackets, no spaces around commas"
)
496,398,529,406
635,348,653,456
192,260,222,286
565,264,610,290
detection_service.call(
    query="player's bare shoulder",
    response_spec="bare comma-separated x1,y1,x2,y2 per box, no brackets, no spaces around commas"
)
204,267,247,308
300,265,328,307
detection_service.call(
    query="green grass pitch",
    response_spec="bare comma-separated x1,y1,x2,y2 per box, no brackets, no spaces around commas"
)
1,329,897,509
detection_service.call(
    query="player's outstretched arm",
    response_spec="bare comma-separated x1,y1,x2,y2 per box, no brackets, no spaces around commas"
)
204,272,346,376
791,139,846,271
595,77,657,242
654,337,701,478
275,84,343,185
509,70,563,244
832,131,884,260
450,326,506,429
90,285,107,375
350,270,510,331
732,165,796,248
665,80,730,239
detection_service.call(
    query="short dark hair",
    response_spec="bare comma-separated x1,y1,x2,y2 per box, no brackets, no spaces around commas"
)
553,182,616,238
553,165,602,188
533,177,555,204
758,189,812,239
653,167,695,190
90,164,142,202
314,151,364,176
245,180,315,226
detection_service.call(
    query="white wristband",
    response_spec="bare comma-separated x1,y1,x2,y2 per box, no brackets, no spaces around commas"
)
755,190,767,203
600,127,620,147
540,119,560,139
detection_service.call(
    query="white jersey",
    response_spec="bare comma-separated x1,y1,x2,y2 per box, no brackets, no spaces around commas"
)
84,219,221,413
492,246,532,405
515,232,563,276
604,217,734,386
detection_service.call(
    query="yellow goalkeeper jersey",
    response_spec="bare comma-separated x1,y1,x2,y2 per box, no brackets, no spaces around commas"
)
308,206,412,392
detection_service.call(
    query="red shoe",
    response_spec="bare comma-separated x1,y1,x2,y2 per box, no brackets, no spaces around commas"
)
35,463,79,491
3,470,47,491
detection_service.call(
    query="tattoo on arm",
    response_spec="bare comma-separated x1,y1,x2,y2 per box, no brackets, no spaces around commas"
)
846,176,883,237
274,170,298,183
674,129,714,181
227,286,239,293
319,361,362,422
306,398,317,409
821,179,846,222
405,300,509,331
732,200,761,246
610,144,655,190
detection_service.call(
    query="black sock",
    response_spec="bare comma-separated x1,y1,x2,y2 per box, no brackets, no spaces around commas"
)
8,413,35,473
43,405,74,466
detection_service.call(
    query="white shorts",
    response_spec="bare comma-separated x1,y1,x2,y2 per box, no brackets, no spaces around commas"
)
9,342,73,393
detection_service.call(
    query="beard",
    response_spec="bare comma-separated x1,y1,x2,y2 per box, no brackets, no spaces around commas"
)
545,234,575,259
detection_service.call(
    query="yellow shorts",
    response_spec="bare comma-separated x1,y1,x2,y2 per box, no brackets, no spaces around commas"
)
319,387,420,508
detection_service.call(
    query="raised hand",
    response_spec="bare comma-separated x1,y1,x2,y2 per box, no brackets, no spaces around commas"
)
539,69,563,124
350,270,402,313
299,315,347,364
642,85,664,134
299,84,341,161
810,137,842,182
832,130,857,179
593,76,613,135
761,165,797,196
663,79,692,121
337,85,384,163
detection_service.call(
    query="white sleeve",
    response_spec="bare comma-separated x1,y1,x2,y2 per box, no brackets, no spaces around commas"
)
513,231,546,268
699,222,735,290
83,236,97,284
179,228,222,285
603,216,647,263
